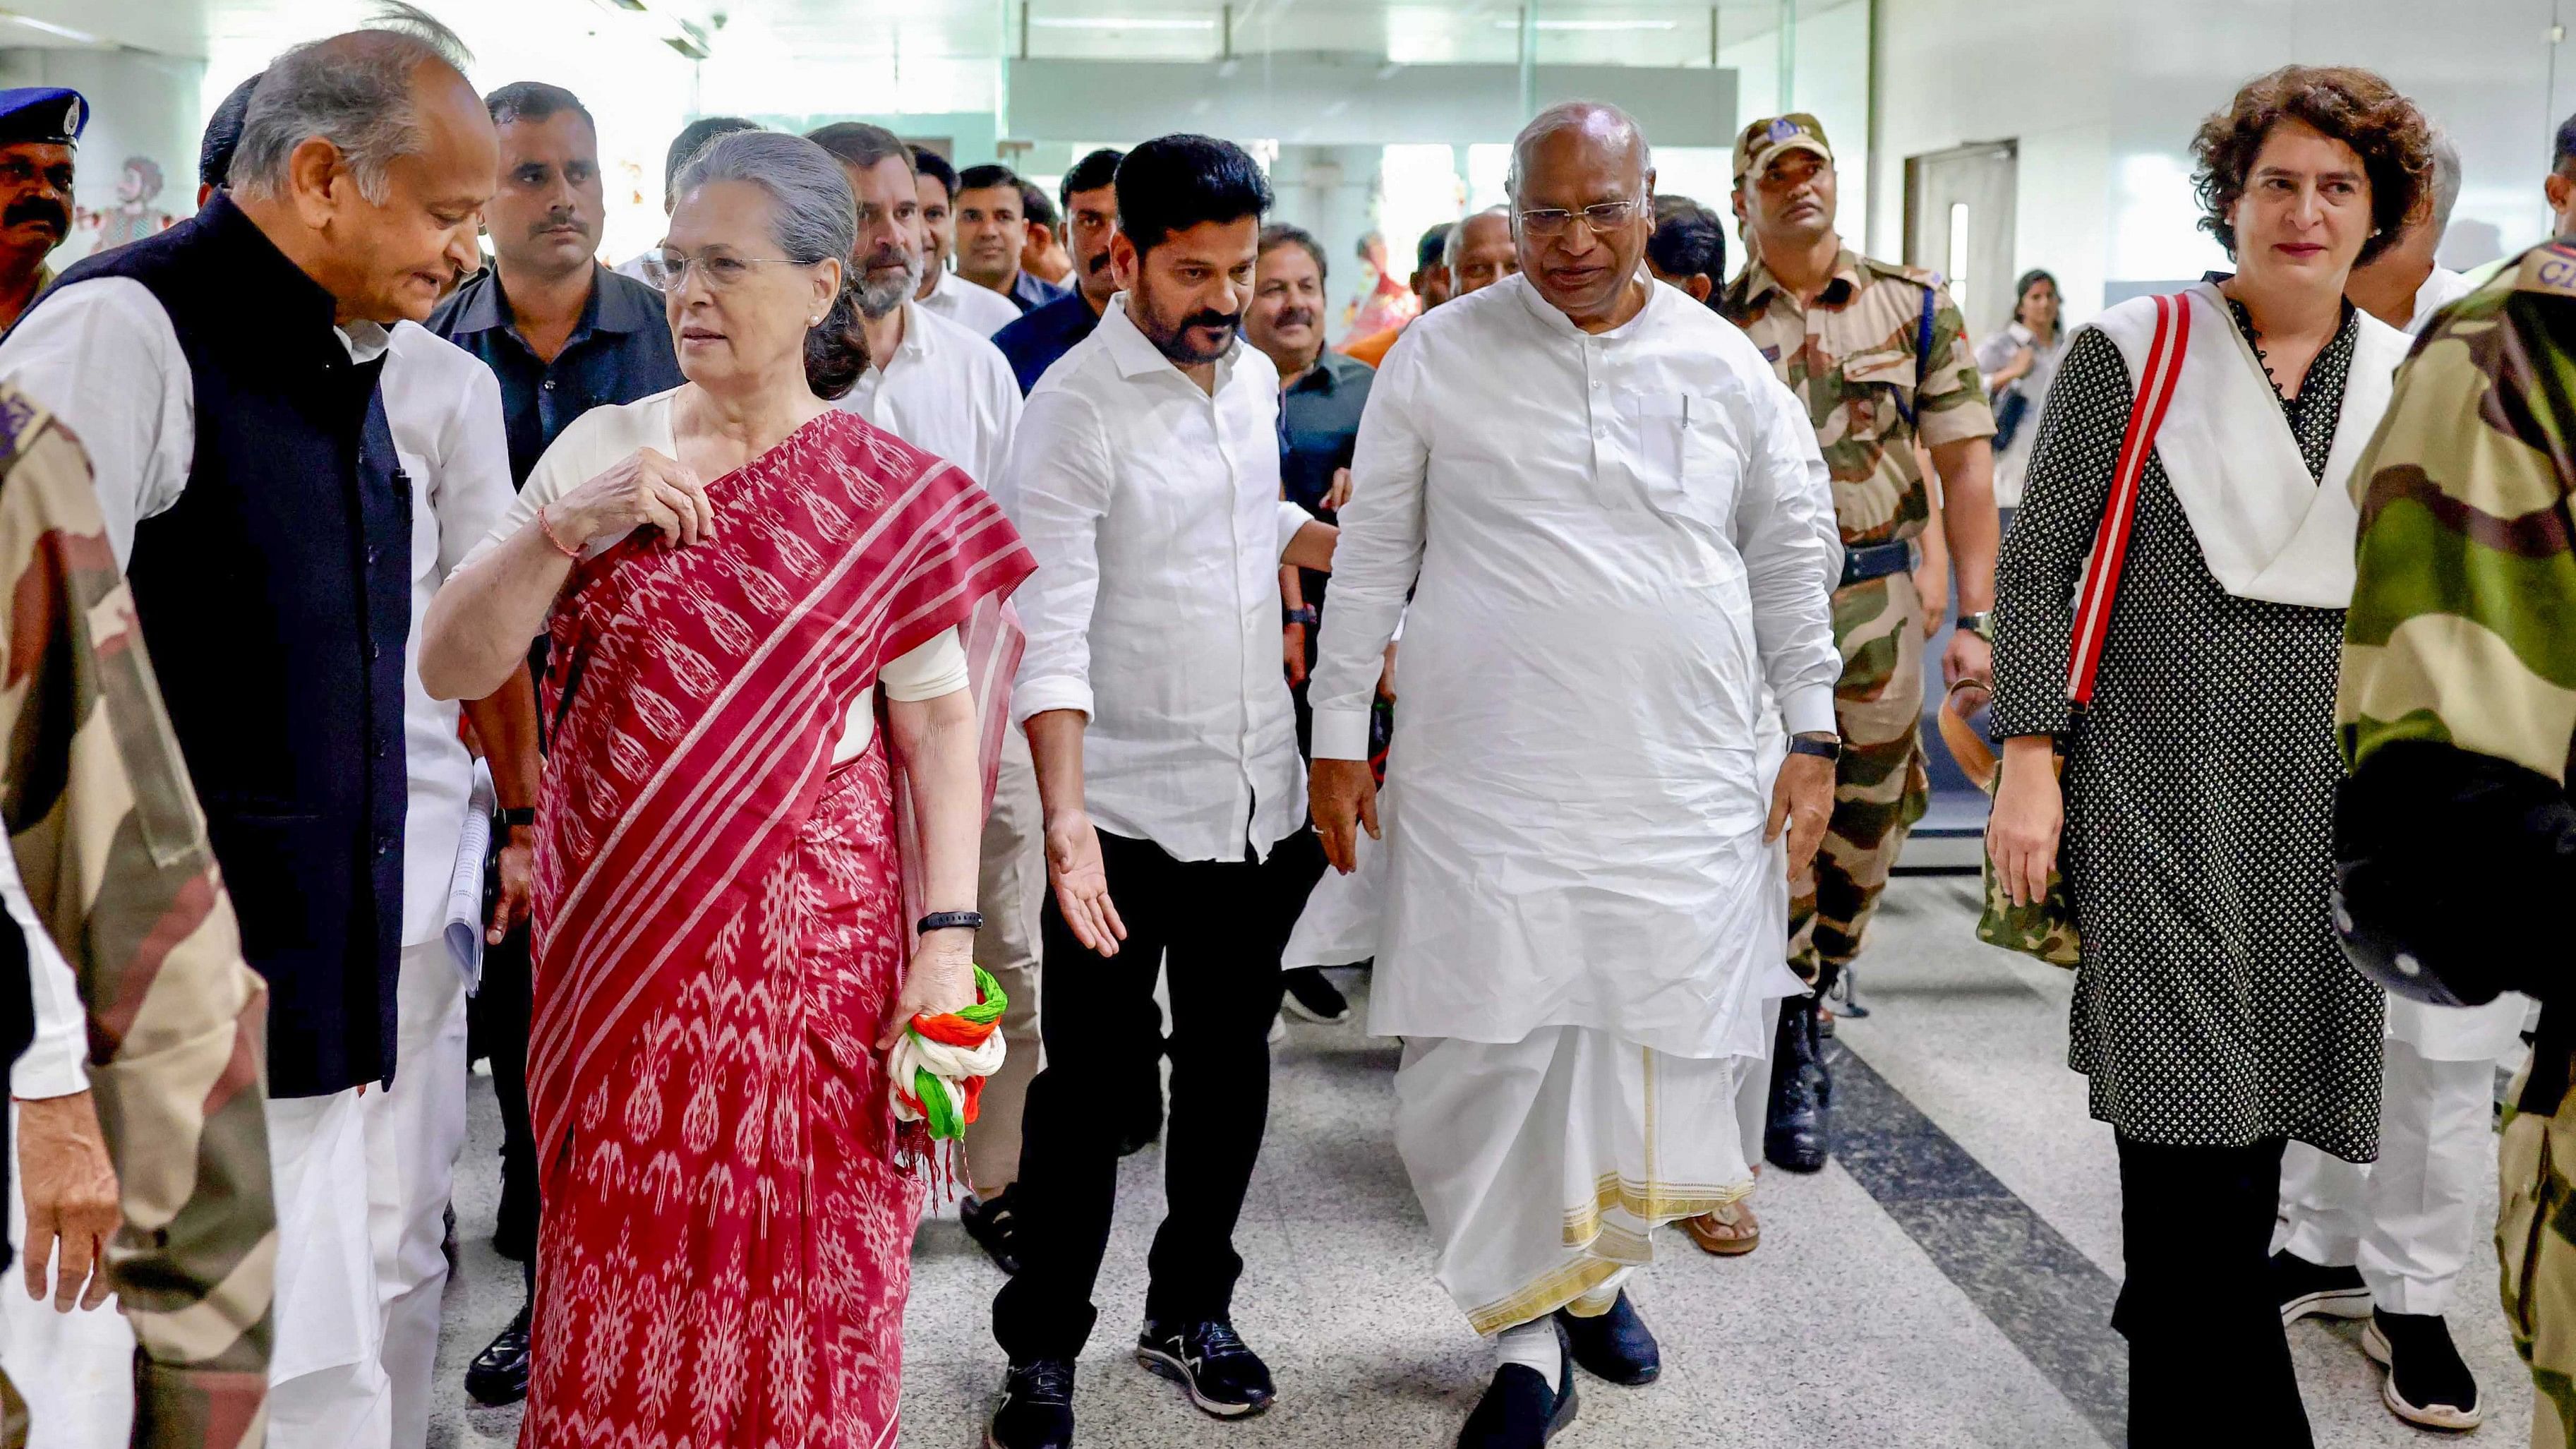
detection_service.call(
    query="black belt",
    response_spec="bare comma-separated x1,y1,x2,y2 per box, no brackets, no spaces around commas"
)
1839,540,1915,589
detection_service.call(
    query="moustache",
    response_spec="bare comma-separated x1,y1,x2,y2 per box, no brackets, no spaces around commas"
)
864,243,914,271
531,213,593,241
1180,309,1238,333
4,197,66,235
1272,306,1318,332
1085,248,1113,276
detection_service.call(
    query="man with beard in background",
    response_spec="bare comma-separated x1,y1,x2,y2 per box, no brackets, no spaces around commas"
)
995,147,1125,395
426,78,680,1410
0,89,85,330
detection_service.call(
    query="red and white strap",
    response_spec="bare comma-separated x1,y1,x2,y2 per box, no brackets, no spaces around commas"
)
2066,291,2190,704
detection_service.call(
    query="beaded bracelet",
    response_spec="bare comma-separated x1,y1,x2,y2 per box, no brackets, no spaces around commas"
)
536,503,581,560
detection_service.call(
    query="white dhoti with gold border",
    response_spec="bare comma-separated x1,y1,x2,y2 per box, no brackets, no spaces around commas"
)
1395,1026,1760,1335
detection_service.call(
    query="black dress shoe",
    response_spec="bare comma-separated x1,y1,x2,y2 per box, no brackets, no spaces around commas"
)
2364,1309,2484,1430
1764,993,1831,1172
1136,1316,1275,1418
962,1184,1026,1275
1553,1290,1659,1385
464,1298,532,1407
1280,967,1352,1023
1457,1328,1579,1448
987,1359,1076,1449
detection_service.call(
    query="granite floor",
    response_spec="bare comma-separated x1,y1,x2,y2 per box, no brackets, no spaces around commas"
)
416,874,2534,1448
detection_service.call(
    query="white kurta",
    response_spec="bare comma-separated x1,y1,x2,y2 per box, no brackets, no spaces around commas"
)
1308,273,1840,1060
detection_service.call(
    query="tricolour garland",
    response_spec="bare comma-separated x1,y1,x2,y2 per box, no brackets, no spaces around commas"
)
891,963,1008,1143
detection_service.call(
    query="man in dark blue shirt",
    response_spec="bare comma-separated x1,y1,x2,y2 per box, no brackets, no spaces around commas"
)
424,80,682,1411
994,147,1124,394
430,86,682,484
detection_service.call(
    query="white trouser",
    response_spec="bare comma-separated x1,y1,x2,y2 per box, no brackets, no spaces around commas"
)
2275,1037,2496,1316
266,1086,391,1449
363,940,468,1449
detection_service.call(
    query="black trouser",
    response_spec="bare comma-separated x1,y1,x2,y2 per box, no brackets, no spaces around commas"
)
993,824,1328,1362
2113,1133,2311,1447
468,914,538,1292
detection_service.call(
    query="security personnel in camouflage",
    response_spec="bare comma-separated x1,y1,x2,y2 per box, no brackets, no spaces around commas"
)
2333,241,2576,1448
0,384,275,1446
1721,114,1999,1172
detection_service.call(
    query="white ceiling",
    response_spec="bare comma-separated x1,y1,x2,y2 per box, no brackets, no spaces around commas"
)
0,0,1853,68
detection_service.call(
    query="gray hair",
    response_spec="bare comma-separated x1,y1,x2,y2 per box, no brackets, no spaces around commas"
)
231,4,474,207
1506,100,1653,204
2428,131,2463,237
674,129,870,399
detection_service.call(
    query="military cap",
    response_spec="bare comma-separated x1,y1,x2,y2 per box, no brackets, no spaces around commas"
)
0,88,85,148
1734,112,1831,184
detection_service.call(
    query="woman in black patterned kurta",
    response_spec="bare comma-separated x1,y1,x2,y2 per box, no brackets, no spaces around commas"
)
1985,65,2432,1448
1992,304,2382,1163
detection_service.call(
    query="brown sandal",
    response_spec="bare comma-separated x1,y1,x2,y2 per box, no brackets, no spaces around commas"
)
1683,1199,1760,1257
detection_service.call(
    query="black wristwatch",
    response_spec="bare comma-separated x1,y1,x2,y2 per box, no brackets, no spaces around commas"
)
1787,733,1843,761
1284,606,1320,627
500,806,536,828
1955,610,1995,642
918,910,985,935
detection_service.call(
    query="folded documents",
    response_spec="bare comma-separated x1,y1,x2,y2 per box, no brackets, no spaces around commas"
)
445,762,494,991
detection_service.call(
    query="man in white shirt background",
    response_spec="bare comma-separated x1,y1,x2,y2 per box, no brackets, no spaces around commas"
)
610,113,758,289
1309,101,1841,1448
915,146,1023,337
986,133,1338,1449
805,119,1048,1280
2346,131,2475,333
0,19,524,1448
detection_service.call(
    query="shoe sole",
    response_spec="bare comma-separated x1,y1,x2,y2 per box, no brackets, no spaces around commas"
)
1546,1375,1580,1441
1280,997,1351,1025
2279,1285,2374,1326
1136,1347,1274,1419
2361,1321,2484,1430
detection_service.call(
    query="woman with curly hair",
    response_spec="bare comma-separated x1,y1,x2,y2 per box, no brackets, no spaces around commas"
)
1984,66,2431,1443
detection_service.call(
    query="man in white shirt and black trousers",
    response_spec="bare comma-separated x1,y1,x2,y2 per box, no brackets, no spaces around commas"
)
987,133,1338,1449
0,21,512,1448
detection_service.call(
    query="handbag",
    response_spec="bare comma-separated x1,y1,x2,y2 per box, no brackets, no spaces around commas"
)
1990,385,2031,454
1961,291,2191,967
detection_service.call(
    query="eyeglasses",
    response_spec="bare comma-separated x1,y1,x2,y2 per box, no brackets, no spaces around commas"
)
642,249,805,290
1516,199,1643,239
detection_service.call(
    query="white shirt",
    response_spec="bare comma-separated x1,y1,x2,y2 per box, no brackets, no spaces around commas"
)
1308,273,1841,1056
386,322,517,945
613,252,658,290
921,265,1022,338
2408,265,2478,335
1007,295,1311,862
462,387,967,759
0,281,459,1093
834,299,1023,511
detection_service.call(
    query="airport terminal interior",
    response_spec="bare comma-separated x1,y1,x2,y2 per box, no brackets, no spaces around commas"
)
0,1,2567,1446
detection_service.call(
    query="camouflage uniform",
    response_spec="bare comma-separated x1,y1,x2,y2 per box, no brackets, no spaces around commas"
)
2337,245,2576,1445
0,385,275,1447
1721,242,1993,991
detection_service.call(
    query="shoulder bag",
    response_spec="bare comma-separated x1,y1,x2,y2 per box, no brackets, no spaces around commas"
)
1947,291,2190,967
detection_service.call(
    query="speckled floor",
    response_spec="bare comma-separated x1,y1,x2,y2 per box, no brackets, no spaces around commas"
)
401,875,2531,1446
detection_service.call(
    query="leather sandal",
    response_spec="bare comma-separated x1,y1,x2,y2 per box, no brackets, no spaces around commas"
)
1682,1199,1760,1257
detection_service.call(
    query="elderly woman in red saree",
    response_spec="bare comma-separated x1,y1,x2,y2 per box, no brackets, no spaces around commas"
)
420,128,1033,1447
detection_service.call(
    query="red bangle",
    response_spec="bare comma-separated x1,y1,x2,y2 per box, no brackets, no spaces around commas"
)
535,503,580,560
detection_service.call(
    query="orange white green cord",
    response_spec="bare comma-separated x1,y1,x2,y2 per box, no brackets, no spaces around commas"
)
891,963,1007,1142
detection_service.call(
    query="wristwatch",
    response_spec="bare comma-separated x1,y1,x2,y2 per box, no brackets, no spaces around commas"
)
1284,606,1320,627
1955,611,1995,642
499,806,536,828
918,910,985,935
1787,732,1842,761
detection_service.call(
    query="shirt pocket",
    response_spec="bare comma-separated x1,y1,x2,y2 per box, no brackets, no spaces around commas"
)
1836,345,1915,443
1620,392,1741,531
